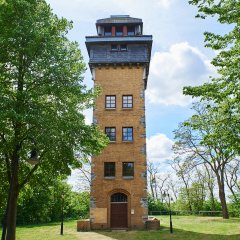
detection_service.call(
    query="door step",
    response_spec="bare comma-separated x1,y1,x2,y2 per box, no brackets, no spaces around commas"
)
111,229,128,232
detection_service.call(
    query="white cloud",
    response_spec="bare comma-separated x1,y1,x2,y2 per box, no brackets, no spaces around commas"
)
146,42,213,106
147,133,174,163
157,0,175,8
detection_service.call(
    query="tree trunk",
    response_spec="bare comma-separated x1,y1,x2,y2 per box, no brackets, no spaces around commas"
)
1,215,7,240
6,178,19,240
216,172,229,219
1,188,11,240
6,154,19,240
210,190,216,212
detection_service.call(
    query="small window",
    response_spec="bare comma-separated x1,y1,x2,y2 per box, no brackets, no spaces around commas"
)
104,162,115,177
111,193,127,202
111,45,118,51
127,26,135,36
123,162,134,177
122,95,133,108
105,95,116,109
116,26,123,36
105,127,116,142
104,26,112,36
120,44,127,51
122,127,133,142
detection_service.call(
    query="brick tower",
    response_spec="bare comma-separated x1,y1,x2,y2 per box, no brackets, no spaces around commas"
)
86,15,152,230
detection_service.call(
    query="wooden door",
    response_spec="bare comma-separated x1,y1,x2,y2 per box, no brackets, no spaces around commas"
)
111,202,128,228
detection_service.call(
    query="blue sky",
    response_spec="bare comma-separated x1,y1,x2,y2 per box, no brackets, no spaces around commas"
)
45,0,225,181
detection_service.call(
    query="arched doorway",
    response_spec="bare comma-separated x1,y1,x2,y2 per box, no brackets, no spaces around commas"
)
110,193,128,228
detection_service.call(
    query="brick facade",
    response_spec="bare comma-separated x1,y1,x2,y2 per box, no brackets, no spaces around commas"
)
90,66,148,229
86,15,152,230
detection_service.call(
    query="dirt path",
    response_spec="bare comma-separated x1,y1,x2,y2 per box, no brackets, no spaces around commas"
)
65,229,117,240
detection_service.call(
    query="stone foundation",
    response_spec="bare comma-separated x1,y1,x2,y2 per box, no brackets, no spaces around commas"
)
77,219,91,231
145,217,160,230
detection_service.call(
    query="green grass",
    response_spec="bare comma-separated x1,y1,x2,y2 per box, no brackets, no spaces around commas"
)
102,216,240,240
0,216,240,240
2,221,81,240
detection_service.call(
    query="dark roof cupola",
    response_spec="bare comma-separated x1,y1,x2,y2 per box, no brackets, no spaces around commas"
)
96,15,143,37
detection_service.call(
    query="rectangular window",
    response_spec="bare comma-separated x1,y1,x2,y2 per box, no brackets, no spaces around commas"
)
104,26,112,36
104,162,115,177
116,26,123,36
122,95,133,108
127,26,135,36
122,127,133,142
105,127,116,142
123,162,134,177
111,44,118,51
105,95,116,109
120,44,127,51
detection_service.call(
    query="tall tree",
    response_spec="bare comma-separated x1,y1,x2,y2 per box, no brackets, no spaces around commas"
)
171,156,193,211
185,0,240,152
173,103,238,218
0,0,108,239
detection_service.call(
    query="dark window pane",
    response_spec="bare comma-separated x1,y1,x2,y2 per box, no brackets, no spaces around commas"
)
127,26,135,36
122,127,133,141
111,44,118,51
111,193,127,202
104,162,115,177
104,26,112,36
120,44,127,51
123,162,134,176
105,127,116,141
116,26,123,36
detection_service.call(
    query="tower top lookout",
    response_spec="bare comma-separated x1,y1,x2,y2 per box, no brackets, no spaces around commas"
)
95,15,143,36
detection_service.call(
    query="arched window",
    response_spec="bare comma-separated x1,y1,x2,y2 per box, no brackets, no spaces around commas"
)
111,193,127,203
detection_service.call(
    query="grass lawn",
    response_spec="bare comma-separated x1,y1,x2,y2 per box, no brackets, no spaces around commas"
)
0,216,239,240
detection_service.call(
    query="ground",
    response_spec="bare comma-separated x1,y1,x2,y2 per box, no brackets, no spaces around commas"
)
1,216,240,240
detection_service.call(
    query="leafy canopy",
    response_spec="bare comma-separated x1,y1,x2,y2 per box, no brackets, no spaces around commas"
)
0,0,108,183
184,0,240,152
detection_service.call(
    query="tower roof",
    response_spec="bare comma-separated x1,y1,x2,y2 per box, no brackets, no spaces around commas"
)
96,15,143,25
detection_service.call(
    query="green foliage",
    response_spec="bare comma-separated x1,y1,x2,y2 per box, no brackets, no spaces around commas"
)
0,0,108,209
0,0,109,183
147,195,167,212
202,199,222,212
0,2,108,236
15,174,90,224
185,0,240,153
228,194,240,217
176,183,207,212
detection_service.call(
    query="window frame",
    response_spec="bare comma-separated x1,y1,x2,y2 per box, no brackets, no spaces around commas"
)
105,127,116,142
122,162,134,177
120,44,127,51
104,162,115,177
127,26,135,36
122,95,133,109
104,26,112,36
122,127,133,142
111,44,118,51
105,95,116,109
116,26,123,36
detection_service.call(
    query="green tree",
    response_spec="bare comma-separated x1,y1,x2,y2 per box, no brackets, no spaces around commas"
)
173,103,238,219
185,0,240,152
0,0,108,239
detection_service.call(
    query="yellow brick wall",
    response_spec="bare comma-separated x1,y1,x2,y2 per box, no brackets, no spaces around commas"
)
90,65,147,229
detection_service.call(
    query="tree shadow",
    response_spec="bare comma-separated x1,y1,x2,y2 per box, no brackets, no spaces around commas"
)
17,221,61,228
97,226,240,240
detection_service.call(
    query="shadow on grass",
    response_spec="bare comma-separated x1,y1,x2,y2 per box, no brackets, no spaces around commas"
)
16,220,74,229
97,226,240,240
